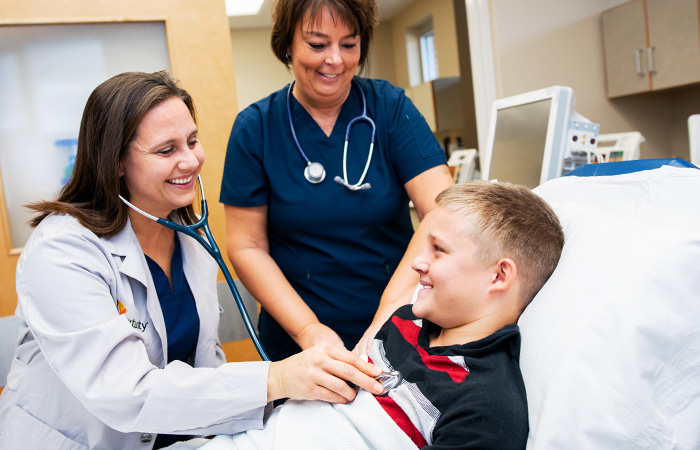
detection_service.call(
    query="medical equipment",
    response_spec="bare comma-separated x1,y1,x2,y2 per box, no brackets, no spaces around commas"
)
688,114,700,166
287,79,376,190
594,131,644,162
347,369,403,396
375,369,403,396
119,176,269,362
483,86,598,188
447,148,479,183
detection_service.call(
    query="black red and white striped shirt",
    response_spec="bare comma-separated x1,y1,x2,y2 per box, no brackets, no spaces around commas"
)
368,305,528,449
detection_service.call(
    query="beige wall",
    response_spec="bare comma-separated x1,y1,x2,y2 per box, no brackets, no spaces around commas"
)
488,0,698,160
368,21,398,82
230,27,294,111
230,21,397,112
229,0,461,103
388,0,460,90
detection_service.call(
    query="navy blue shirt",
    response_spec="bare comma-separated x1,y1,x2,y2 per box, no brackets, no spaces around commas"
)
145,236,200,448
145,236,200,364
220,78,447,360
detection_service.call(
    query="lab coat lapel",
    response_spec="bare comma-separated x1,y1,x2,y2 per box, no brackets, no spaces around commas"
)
107,219,169,365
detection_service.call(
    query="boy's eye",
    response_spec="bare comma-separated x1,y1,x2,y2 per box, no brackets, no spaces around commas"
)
188,139,199,148
433,244,444,253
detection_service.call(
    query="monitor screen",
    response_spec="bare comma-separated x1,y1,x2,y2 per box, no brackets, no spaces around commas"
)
482,86,575,189
488,99,552,189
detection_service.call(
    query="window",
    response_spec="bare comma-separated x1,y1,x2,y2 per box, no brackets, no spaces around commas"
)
420,30,438,82
406,17,437,86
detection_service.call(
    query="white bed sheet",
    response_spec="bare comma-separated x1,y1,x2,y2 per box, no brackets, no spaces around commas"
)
521,166,700,449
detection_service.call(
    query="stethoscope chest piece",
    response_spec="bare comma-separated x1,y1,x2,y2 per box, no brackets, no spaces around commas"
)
287,79,375,189
304,161,326,184
375,370,403,397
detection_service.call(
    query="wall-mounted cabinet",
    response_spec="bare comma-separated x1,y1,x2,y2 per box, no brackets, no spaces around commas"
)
602,0,700,98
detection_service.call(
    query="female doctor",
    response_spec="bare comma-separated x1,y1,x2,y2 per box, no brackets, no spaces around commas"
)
0,71,384,450
221,0,455,362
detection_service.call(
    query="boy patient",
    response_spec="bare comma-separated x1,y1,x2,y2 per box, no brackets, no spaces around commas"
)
368,180,564,449
210,181,564,450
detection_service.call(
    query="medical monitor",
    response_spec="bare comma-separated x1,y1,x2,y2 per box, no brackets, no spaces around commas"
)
482,86,575,188
688,114,700,166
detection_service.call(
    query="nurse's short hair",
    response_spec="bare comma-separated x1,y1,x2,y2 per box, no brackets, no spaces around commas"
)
435,181,565,307
271,0,378,71
28,71,199,236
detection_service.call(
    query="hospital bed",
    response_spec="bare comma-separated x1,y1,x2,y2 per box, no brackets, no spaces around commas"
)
10,157,678,450
167,158,700,450
520,158,700,449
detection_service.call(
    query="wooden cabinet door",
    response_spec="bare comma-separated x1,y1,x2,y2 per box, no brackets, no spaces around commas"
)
602,0,651,98
647,0,700,90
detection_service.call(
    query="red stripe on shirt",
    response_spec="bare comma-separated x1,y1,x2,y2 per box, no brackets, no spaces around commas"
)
375,394,428,448
391,316,470,382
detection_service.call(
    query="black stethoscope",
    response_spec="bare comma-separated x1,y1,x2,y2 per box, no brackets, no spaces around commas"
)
287,78,376,190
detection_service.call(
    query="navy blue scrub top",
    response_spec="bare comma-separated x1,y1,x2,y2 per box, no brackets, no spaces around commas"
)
145,235,200,364
220,77,446,360
145,236,199,448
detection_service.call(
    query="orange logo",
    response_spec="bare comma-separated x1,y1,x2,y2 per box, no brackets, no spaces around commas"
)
117,301,127,315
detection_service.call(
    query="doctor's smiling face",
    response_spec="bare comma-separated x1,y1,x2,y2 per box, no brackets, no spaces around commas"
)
119,97,204,218
289,6,361,109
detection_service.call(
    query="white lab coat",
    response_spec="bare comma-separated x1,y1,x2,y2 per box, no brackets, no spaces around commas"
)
0,214,270,450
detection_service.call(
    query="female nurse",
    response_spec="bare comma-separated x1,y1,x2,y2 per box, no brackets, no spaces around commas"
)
0,71,384,450
221,0,455,362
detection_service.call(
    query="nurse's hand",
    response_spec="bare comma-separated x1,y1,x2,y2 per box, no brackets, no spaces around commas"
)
295,322,345,351
267,343,384,403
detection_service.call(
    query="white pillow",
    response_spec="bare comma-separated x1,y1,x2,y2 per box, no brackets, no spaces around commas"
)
520,166,700,449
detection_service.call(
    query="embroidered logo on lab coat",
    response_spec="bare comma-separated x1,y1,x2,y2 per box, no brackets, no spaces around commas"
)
117,301,127,315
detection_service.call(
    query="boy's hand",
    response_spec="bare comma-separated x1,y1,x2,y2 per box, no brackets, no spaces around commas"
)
353,323,382,356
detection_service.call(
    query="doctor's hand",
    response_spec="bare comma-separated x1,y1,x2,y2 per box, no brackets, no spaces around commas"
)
267,343,384,404
295,322,345,351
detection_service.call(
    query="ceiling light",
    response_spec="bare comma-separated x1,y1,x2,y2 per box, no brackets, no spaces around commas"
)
225,0,265,16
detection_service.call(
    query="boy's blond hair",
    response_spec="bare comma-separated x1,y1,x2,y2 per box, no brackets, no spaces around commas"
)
435,180,564,307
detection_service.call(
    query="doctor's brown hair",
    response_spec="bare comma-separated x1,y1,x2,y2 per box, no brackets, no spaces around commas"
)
271,0,378,71
436,181,565,307
28,71,199,237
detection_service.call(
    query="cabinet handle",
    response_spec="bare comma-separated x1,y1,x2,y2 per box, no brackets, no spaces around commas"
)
647,46,657,75
635,49,645,76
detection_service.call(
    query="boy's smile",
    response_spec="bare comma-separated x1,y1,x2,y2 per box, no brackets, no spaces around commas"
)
411,207,496,331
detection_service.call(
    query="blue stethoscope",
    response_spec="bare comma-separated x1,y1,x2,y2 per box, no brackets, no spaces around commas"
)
287,78,376,191
119,176,403,394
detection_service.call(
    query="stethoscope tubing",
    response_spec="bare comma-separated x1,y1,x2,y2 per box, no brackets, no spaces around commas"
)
288,77,376,189
119,176,270,362
119,178,408,393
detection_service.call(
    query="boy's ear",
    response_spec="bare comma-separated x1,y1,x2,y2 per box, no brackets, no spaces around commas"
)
488,258,517,293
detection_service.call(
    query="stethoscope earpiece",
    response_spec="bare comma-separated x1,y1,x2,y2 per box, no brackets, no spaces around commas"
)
333,176,371,191
287,79,376,191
